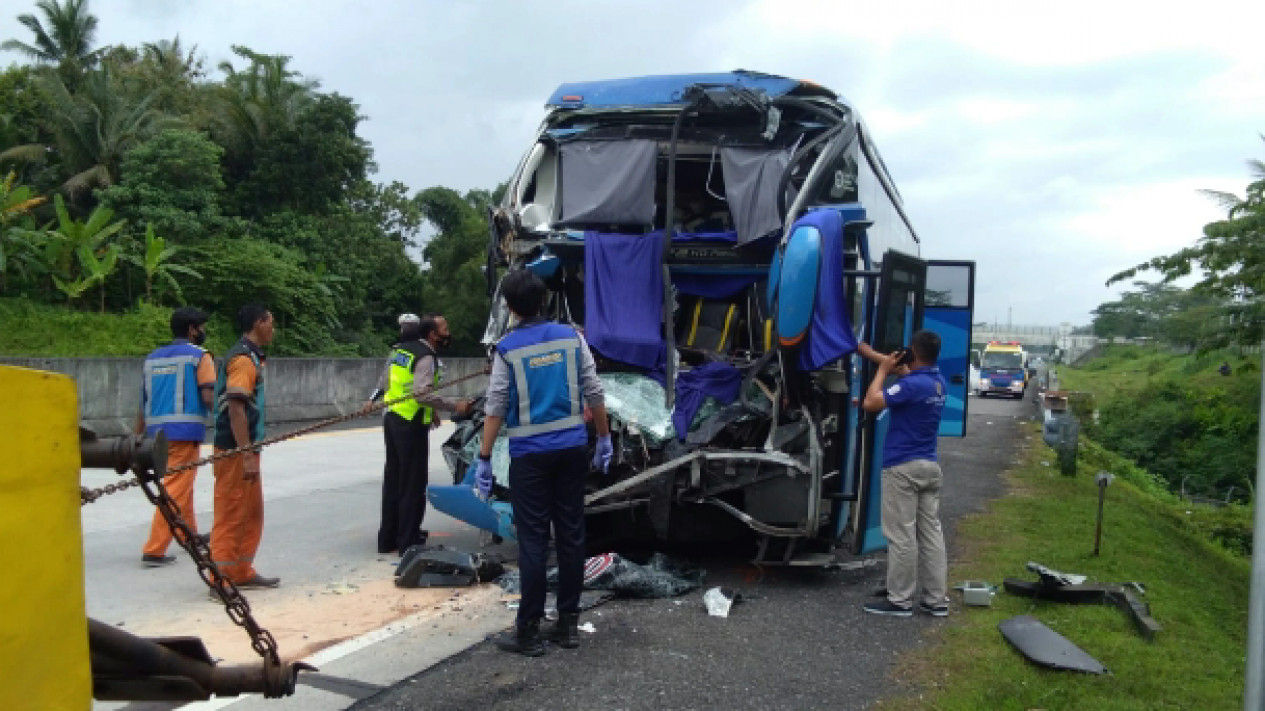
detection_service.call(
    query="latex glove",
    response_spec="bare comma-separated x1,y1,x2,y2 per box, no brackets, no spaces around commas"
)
474,458,494,498
593,435,613,474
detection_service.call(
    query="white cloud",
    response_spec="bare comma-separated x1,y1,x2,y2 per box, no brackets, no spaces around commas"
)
1,0,1260,326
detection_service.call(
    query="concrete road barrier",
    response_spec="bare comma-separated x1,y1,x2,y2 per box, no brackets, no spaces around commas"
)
0,356,490,436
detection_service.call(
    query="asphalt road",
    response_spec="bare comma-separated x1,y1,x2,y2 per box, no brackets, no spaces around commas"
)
83,419,517,711
352,393,1034,711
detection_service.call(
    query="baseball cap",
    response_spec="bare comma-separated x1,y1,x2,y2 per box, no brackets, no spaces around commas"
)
398,313,421,326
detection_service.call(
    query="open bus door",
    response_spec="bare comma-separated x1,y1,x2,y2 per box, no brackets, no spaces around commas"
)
850,252,976,554
923,261,976,437
853,250,924,554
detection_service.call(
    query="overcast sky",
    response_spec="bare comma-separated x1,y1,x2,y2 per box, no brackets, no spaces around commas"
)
3,0,1262,326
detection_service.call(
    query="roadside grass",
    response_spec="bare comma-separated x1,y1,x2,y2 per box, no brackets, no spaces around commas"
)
0,297,234,356
878,427,1250,711
1059,343,1258,405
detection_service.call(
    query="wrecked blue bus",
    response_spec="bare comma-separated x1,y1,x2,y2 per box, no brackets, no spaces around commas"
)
428,71,975,565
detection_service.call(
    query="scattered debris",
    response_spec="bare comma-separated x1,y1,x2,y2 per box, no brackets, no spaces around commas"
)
954,581,996,607
1004,562,1161,641
578,622,597,634
498,552,703,599
1026,561,1087,587
395,546,506,588
703,587,742,617
504,590,614,614
322,582,360,595
999,615,1107,674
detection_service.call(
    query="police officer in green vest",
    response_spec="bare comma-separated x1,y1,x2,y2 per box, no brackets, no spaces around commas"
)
376,313,471,555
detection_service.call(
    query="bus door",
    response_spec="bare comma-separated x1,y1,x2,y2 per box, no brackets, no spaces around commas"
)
923,261,976,437
852,250,926,554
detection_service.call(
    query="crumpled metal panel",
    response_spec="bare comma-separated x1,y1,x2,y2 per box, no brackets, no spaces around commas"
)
999,615,1107,674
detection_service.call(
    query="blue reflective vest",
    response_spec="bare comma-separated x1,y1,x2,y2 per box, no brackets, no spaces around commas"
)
496,321,587,456
142,339,210,442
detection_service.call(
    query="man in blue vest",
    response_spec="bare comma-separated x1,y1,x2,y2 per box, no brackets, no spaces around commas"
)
475,269,612,656
375,313,472,556
858,331,950,617
137,307,215,567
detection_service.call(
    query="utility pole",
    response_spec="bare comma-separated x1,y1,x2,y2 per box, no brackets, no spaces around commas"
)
1246,338,1265,711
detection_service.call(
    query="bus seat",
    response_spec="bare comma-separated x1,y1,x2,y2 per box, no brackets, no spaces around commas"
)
681,297,741,354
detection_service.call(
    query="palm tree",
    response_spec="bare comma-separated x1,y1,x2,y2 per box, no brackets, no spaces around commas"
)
39,67,171,194
212,45,317,169
1,0,104,71
141,36,200,79
0,113,47,171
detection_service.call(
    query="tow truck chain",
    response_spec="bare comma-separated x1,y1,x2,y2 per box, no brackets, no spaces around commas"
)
77,366,489,672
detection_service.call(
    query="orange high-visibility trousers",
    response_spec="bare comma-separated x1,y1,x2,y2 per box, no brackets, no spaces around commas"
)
209,450,264,584
142,442,203,557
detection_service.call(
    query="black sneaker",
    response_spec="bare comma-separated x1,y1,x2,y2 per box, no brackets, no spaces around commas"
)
919,601,950,617
142,555,176,568
863,600,913,617
236,574,280,589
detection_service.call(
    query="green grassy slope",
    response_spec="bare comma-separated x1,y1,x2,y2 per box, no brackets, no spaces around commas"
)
879,428,1250,710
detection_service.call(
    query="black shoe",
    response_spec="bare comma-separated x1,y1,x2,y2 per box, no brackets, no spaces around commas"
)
236,574,280,589
919,601,950,617
496,619,546,657
863,600,913,617
546,612,580,649
142,554,176,568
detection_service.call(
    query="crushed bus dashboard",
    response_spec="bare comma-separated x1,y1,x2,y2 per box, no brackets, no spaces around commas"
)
428,71,976,565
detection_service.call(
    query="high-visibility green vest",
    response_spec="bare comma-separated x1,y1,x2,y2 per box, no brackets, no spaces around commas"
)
385,342,440,423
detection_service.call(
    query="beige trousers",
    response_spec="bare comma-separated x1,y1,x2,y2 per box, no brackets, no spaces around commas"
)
881,459,948,608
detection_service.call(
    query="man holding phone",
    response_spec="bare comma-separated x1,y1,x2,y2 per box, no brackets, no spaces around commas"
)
857,331,950,617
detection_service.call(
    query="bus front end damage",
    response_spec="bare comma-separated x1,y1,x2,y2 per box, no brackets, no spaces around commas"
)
428,71,975,566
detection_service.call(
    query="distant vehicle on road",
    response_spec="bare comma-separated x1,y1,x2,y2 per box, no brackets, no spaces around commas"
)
429,71,976,565
978,341,1026,398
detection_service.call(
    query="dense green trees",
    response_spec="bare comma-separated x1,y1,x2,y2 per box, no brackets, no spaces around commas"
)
1091,281,1222,349
0,0,497,356
1108,139,1265,349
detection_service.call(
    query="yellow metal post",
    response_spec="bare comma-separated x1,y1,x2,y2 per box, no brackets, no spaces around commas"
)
0,365,91,710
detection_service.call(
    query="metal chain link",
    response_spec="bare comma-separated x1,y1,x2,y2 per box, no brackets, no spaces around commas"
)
75,366,489,671
138,470,283,664
79,367,490,505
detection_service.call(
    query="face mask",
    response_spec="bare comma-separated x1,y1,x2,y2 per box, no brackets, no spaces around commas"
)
191,328,207,346
439,335,453,348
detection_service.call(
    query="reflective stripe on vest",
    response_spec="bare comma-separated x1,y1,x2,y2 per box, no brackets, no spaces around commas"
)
143,342,209,442
501,336,584,439
385,345,440,423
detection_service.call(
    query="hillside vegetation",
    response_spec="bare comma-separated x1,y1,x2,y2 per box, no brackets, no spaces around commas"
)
1,1,496,357
1062,345,1258,503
